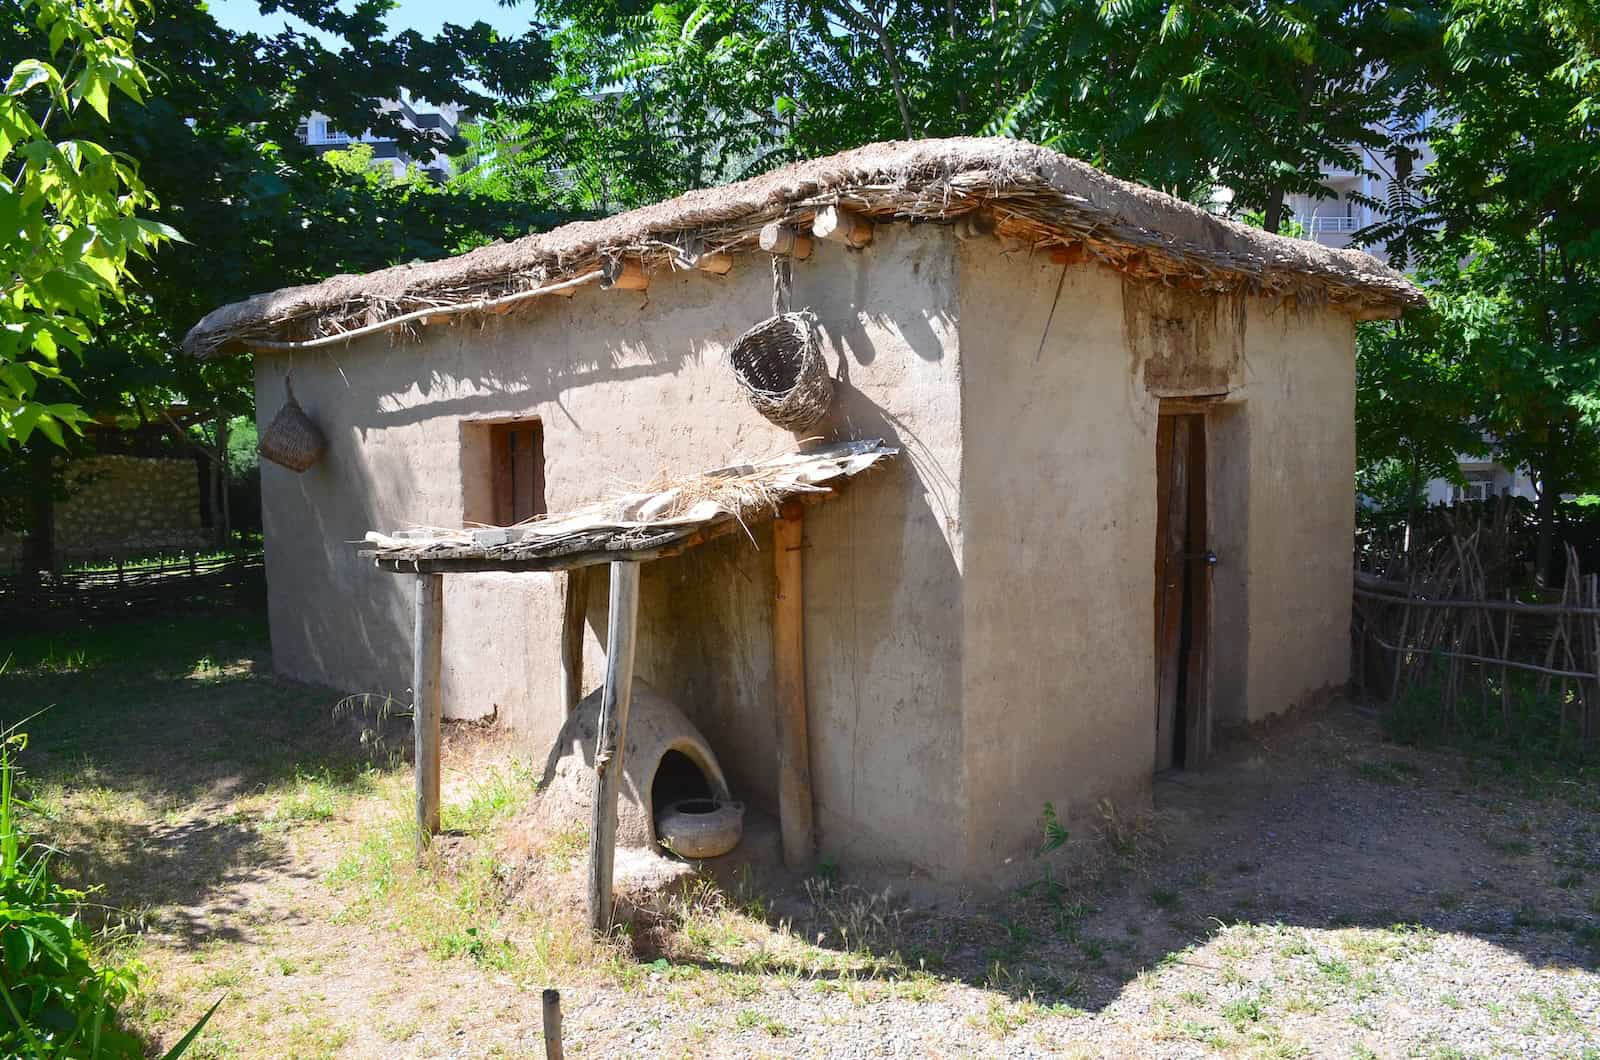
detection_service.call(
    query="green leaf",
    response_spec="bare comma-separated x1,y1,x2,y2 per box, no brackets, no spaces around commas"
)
160,996,226,1060
4,59,57,97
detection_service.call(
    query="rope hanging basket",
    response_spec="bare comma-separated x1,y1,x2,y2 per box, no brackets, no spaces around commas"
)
729,310,834,432
259,376,327,473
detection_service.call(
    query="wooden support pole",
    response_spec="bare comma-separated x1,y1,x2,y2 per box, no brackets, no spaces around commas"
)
560,567,589,714
759,222,814,260
600,259,649,291
812,206,873,248
773,501,815,871
588,561,639,934
413,573,444,849
541,989,564,1060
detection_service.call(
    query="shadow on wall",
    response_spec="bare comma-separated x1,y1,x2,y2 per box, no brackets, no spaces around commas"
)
259,364,415,705
266,229,963,795
581,382,962,876
358,232,957,436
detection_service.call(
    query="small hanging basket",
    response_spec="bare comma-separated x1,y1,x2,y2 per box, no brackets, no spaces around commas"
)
728,311,834,431
259,377,327,473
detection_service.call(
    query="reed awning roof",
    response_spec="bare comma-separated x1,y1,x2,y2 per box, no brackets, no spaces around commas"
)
358,439,897,574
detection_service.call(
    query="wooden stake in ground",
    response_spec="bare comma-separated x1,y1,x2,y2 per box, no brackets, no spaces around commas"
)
773,501,815,871
588,561,639,933
413,573,444,851
542,989,564,1060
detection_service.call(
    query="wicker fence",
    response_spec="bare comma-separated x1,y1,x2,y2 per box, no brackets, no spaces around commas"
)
0,551,264,630
1352,540,1600,755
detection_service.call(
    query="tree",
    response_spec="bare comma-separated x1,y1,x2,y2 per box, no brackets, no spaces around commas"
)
1355,309,1482,529
0,0,569,566
1,0,176,447
991,1,1443,228
1357,0,1600,580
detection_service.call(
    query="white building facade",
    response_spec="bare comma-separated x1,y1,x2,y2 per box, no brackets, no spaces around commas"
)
297,92,462,180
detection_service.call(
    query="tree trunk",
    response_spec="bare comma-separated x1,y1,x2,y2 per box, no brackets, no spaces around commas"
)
1534,473,1560,587
23,445,57,578
1263,186,1286,235
208,425,222,549
1405,456,1423,561
217,415,232,548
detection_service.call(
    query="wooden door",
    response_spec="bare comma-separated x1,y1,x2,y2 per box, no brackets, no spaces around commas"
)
1154,411,1212,769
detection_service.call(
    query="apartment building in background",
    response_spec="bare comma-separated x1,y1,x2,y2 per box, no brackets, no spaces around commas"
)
1287,111,1538,506
297,92,463,180
1283,111,1436,266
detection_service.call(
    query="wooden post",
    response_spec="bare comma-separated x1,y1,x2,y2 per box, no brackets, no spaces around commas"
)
812,206,873,248
541,989,564,1060
759,222,814,260
588,561,639,933
773,501,815,871
413,573,444,850
560,567,589,714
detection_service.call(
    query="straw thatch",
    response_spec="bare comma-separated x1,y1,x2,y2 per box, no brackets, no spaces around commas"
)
184,137,1423,358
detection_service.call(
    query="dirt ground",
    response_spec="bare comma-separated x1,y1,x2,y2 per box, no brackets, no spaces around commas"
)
3,609,1598,1058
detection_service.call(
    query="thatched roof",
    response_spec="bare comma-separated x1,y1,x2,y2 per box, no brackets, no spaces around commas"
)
183,137,1423,358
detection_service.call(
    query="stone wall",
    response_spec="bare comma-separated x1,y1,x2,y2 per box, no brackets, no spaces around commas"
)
51,455,208,556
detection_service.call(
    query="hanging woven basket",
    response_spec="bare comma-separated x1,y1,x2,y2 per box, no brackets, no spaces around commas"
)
728,311,834,432
259,376,327,473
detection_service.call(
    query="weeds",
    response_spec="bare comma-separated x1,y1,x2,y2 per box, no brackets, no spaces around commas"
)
0,724,217,1057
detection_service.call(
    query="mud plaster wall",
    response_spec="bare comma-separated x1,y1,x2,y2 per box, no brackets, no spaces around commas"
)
1236,302,1357,721
254,223,968,877
1124,281,1247,396
958,251,1160,875
958,255,1357,873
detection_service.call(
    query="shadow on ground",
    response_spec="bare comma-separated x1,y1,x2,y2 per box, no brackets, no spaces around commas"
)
4,610,1597,1038
644,706,1600,1014
0,608,405,946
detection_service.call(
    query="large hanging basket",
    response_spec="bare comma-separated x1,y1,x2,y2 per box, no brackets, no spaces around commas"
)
728,311,834,432
259,377,327,473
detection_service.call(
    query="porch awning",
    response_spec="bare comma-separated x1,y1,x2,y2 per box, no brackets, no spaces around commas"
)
356,438,896,574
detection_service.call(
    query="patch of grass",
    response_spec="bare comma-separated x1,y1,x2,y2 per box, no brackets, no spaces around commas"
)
978,999,1033,1038
1221,989,1268,1031
260,767,376,828
326,776,595,987
442,758,539,834
1521,989,1584,1034
1314,952,1383,999
1180,1020,1228,1048
734,1008,794,1038
1483,833,1535,857
1147,885,1183,911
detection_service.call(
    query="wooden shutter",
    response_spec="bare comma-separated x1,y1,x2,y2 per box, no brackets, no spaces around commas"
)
490,422,547,525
